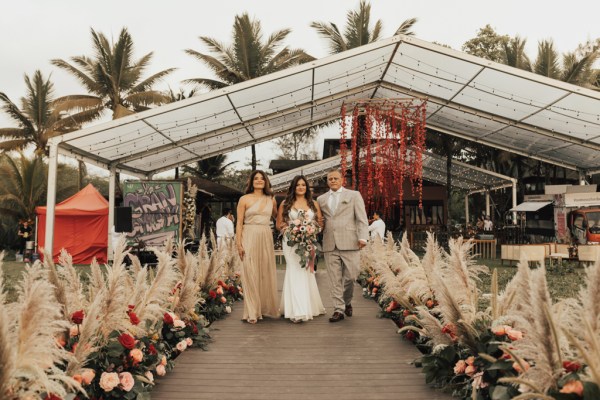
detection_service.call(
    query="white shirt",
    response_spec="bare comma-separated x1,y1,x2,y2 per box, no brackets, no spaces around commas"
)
368,219,386,241
483,219,493,231
216,216,234,247
328,187,344,213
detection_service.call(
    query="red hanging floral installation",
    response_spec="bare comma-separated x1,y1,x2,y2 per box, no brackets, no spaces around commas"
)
339,99,427,218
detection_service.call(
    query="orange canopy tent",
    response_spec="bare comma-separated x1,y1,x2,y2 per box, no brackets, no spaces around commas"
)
36,183,108,264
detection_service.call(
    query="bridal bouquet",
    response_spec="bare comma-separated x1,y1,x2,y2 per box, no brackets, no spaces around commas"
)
284,210,321,271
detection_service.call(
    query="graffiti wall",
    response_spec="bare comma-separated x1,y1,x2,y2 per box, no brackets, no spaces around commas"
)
123,181,182,248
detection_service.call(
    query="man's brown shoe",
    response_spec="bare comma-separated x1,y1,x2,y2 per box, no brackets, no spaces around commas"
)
329,312,345,323
344,304,353,317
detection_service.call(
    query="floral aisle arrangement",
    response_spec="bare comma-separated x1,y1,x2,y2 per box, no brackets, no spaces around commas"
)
284,209,321,271
357,233,600,399
0,235,243,400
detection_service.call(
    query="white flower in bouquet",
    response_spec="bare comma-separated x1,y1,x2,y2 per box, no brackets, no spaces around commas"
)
284,209,321,269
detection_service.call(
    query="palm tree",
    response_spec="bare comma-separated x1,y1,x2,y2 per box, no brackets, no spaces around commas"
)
165,87,197,179
185,13,314,170
0,153,46,220
0,70,99,156
310,0,417,55
502,36,531,71
181,155,236,183
51,27,175,120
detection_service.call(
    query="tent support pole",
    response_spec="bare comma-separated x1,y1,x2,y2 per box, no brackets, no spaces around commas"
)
44,143,59,257
485,191,490,218
465,194,469,228
108,166,116,261
512,180,517,225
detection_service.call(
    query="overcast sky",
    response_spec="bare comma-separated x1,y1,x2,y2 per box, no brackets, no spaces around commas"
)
2,0,600,175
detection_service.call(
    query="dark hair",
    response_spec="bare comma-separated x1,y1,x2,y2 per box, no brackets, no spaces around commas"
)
373,211,381,217
244,170,273,196
222,208,231,216
282,175,316,217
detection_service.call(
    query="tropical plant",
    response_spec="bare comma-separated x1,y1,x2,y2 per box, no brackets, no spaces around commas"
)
502,36,532,71
51,27,175,120
185,13,314,170
0,153,46,220
181,154,236,183
0,70,99,156
310,0,417,54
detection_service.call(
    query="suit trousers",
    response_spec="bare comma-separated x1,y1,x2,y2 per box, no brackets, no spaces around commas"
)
324,248,360,314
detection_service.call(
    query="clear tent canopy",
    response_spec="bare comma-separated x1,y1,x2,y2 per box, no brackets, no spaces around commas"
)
44,34,600,253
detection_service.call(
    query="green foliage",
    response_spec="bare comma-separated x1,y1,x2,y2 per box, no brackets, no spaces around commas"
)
462,24,509,62
181,155,236,182
311,0,417,54
51,27,175,120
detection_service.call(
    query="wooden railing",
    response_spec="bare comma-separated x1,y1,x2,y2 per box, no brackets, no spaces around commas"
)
470,239,497,259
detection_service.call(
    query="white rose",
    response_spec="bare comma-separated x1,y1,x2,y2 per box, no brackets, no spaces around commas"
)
225,306,232,314
176,340,187,352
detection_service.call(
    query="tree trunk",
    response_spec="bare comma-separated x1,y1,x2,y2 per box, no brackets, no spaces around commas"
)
175,167,179,179
251,144,257,170
77,160,87,190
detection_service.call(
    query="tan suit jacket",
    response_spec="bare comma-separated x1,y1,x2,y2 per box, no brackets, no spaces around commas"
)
317,188,369,252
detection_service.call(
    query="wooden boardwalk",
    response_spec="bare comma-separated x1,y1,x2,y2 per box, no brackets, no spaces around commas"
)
151,269,452,400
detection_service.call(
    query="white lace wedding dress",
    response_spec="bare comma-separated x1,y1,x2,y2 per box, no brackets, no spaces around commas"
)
280,209,326,322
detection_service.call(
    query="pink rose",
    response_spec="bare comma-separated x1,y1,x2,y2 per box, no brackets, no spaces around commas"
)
186,338,193,346
99,372,120,392
130,348,143,364
560,380,584,396
119,372,135,392
156,364,166,376
220,296,227,304
176,340,187,352
506,328,523,341
173,319,186,329
81,369,95,385
293,219,301,225
160,355,167,366
216,286,224,295
453,360,467,374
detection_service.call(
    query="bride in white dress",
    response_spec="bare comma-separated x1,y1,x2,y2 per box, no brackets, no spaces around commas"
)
276,175,326,323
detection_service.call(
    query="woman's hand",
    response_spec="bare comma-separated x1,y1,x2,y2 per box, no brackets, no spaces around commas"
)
237,244,245,261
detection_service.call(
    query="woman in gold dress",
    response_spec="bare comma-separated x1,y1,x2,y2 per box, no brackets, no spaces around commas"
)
236,170,279,324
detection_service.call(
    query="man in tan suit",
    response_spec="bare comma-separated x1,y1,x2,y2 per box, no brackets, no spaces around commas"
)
317,170,369,322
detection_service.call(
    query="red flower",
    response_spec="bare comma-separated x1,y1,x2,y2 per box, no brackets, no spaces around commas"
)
45,394,62,400
128,311,140,326
228,286,237,294
208,290,217,299
148,343,157,355
563,360,582,373
71,310,85,325
191,323,198,335
402,309,411,317
405,331,416,342
218,280,227,288
118,333,136,349
163,312,174,325
128,304,135,311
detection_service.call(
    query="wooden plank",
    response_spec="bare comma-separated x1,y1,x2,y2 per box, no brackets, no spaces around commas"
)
150,269,452,399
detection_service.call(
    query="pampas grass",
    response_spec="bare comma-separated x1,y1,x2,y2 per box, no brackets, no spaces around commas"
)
560,258,600,387
2,263,82,398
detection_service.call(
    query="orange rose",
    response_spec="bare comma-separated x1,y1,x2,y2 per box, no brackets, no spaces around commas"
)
560,380,584,396
81,369,95,385
491,325,506,336
465,365,477,376
453,360,467,374
506,328,523,341
513,360,530,373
